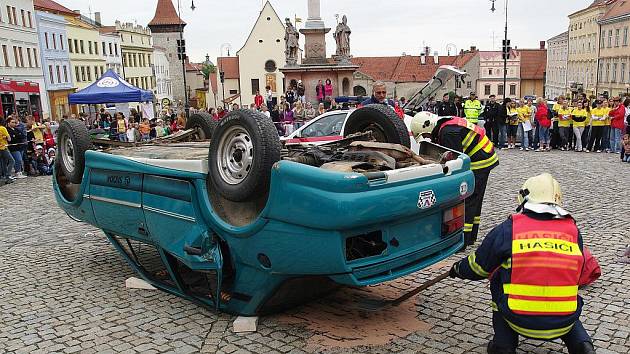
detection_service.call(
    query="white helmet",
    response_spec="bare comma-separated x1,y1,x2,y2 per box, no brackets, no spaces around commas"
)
517,173,563,207
410,111,440,139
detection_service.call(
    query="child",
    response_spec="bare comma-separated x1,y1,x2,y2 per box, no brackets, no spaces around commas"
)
46,148,55,170
139,119,151,141
622,134,630,162
31,145,51,176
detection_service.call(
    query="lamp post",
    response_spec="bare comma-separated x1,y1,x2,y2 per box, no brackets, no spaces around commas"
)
176,0,196,119
219,43,231,109
491,0,509,101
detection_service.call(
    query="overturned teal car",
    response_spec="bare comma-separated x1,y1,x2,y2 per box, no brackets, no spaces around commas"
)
53,103,474,316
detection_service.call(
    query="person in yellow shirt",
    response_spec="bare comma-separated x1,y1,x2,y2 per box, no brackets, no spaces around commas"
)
507,101,519,149
601,99,613,152
0,117,16,185
571,101,589,152
557,101,573,151
30,117,45,144
587,100,607,152
551,96,565,149
517,99,533,150
115,113,128,142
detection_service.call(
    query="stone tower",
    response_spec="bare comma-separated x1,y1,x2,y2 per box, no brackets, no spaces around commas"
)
148,0,186,107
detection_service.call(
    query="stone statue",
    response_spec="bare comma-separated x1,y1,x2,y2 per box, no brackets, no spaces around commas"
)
285,18,299,65
334,15,351,57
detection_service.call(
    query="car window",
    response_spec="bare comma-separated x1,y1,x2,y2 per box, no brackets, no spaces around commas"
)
300,113,346,138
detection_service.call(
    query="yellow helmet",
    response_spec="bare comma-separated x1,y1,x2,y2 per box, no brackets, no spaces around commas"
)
410,111,440,139
517,173,563,206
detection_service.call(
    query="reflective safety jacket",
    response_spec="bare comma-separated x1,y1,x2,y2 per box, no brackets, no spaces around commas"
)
464,99,482,123
434,117,499,171
455,212,586,340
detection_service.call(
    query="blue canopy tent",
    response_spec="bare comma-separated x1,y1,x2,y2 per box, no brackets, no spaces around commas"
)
69,69,154,104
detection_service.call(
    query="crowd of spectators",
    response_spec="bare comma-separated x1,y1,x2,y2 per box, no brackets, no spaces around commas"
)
1,114,57,186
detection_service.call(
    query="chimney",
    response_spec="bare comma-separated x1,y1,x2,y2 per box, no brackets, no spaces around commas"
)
470,46,477,52
94,12,101,25
433,51,439,64
424,46,431,57
539,41,546,49
420,52,426,65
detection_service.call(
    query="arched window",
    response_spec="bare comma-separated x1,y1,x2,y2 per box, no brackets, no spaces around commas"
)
353,85,367,97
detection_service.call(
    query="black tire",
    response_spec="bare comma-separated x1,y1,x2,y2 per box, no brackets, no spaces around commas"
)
57,119,92,184
344,104,411,148
208,109,281,202
185,112,217,140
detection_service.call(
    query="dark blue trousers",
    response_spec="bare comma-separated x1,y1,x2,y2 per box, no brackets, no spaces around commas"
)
492,312,591,353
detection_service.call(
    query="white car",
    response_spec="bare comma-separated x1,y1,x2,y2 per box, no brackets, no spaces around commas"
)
281,108,421,153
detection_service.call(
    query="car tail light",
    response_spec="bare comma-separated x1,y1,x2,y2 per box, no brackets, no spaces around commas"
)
442,203,465,236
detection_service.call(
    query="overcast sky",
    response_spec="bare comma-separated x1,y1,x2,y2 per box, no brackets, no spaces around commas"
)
59,0,588,63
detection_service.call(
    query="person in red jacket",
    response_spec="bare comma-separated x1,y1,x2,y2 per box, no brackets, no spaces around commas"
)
534,98,551,151
608,97,625,154
254,90,264,109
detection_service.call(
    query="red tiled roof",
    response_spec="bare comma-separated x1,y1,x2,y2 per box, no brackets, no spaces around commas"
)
98,26,116,34
33,0,77,16
186,62,202,72
217,57,239,79
148,0,185,27
352,55,466,83
570,0,617,16
519,49,547,80
601,0,630,20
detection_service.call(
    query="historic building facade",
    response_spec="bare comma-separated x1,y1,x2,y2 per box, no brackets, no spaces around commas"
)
597,0,630,97
546,31,569,99
476,50,521,101
64,14,106,91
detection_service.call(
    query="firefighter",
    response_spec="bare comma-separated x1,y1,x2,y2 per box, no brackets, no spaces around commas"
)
449,173,594,354
411,112,498,248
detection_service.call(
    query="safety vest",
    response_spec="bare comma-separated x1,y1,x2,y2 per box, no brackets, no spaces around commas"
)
463,99,482,123
439,118,498,171
507,214,583,318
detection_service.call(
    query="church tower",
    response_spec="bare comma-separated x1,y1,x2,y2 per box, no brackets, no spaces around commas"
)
148,0,186,107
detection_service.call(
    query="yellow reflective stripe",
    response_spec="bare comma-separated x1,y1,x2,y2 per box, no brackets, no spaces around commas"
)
491,301,498,311
501,258,512,269
503,284,578,298
462,131,476,151
464,223,474,232
505,319,574,339
473,216,481,224
512,238,582,256
467,135,490,156
507,298,577,313
468,253,489,277
470,153,498,170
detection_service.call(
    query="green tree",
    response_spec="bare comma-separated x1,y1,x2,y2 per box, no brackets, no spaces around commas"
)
201,63,216,80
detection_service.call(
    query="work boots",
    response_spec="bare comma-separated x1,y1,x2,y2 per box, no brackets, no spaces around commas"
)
487,340,516,354
568,341,596,354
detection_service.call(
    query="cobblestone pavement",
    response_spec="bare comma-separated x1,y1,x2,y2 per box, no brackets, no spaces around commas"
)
0,150,628,354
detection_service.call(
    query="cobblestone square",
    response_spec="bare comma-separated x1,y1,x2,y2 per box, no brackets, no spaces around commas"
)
1,150,628,353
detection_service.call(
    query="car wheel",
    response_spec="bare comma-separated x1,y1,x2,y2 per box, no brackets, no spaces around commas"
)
185,112,217,140
57,119,92,184
208,109,281,202
344,104,411,148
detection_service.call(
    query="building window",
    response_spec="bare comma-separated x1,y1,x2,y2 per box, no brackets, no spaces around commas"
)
498,84,504,96
81,66,85,81
20,9,25,26
624,27,629,46
87,66,91,81
466,81,472,89
33,48,37,67
88,41,92,54
74,39,78,53
63,66,68,83
79,40,84,54
60,35,64,50
608,30,613,47
484,84,491,95
68,38,72,53
606,63,610,82
612,63,617,83
17,47,23,67
251,79,260,95
2,45,8,66
94,41,98,55
11,7,16,25
509,84,516,96
114,43,118,56
488,68,493,76
52,33,57,50
615,29,620,47
229,89,238,95
26,48,32,67
27,11,32,27
49,65,54,84
621,63,626,83
44,32,49,49
75,67,80,82
56,65,61,83
94,66,99,79
108,42,112,55
5,6,10,24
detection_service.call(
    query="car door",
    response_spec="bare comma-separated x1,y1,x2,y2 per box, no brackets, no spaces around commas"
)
286,112,348,146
